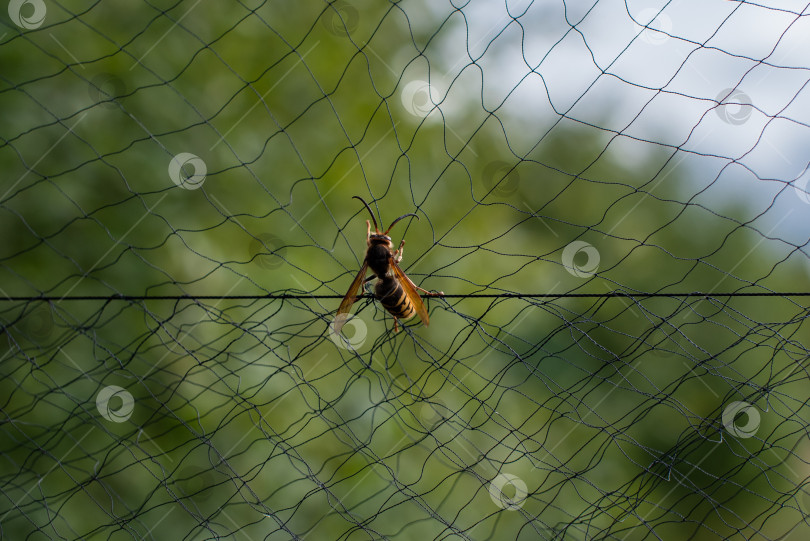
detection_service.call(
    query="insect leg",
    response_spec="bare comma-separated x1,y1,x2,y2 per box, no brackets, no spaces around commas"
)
401,271,444,297
417,286,444,296
394,240,443,296
393,240,405,263
361,274,376,295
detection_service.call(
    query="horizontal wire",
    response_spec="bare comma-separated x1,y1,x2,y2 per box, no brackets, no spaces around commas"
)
2,292,810,301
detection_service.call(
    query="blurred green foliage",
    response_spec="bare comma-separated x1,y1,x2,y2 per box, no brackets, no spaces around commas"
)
1,1,809,540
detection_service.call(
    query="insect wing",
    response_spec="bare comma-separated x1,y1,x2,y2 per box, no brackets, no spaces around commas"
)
335,261,369,335
390,259,429,326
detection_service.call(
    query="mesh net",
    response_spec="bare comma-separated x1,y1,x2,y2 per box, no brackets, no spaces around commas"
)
2,1,810,539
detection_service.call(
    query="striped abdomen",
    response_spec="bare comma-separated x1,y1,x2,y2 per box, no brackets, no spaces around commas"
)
374,276,415,320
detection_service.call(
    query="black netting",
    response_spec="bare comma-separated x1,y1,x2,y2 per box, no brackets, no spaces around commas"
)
2,1,810,539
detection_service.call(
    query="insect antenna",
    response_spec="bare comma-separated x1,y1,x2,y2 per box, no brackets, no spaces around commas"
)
352,196,380,233
385,213,419,235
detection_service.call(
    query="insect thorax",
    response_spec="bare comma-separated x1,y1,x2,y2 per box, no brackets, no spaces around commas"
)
367,242,391,276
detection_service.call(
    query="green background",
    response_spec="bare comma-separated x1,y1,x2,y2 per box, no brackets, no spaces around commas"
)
1,1,809,539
